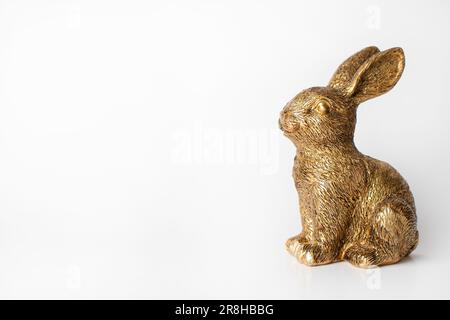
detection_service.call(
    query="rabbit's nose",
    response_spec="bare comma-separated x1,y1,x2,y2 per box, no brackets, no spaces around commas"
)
278,118,283,130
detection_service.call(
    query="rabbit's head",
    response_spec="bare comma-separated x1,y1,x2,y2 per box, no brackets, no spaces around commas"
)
279,46,405,148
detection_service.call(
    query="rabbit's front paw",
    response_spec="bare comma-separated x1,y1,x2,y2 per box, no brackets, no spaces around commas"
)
286,239,336,266
343,244,379,268
285,234,308,251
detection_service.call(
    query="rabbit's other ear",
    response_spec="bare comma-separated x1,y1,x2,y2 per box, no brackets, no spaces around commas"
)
345,47,405,104
328,46,380,92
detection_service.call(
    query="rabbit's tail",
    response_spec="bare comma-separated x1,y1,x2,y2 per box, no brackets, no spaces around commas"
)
405,230,419,257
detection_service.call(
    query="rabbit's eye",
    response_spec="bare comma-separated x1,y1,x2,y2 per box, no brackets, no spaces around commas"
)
315,100,330,115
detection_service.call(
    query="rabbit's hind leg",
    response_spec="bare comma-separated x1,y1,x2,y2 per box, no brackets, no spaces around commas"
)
343,198,418,268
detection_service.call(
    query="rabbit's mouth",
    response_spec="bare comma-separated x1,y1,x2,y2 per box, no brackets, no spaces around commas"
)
279,117,300,134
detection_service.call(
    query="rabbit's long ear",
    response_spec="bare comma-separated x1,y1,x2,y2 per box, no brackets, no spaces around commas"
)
344,47,405,104
328,46,380,92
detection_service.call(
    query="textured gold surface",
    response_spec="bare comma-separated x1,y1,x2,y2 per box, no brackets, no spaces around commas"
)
280,47,418,268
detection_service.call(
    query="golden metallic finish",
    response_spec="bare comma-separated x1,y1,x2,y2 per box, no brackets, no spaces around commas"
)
280,46,418,268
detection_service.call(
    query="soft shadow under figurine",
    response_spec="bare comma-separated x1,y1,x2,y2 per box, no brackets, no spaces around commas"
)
279,46,418,268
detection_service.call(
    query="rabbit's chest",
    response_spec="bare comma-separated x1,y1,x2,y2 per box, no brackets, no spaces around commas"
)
293,159,336,188
293,156,363,196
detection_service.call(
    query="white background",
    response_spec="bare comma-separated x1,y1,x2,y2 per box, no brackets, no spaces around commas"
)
0,0,449,299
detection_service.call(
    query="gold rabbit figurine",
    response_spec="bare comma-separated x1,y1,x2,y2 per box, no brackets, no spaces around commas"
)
280,46,418,268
